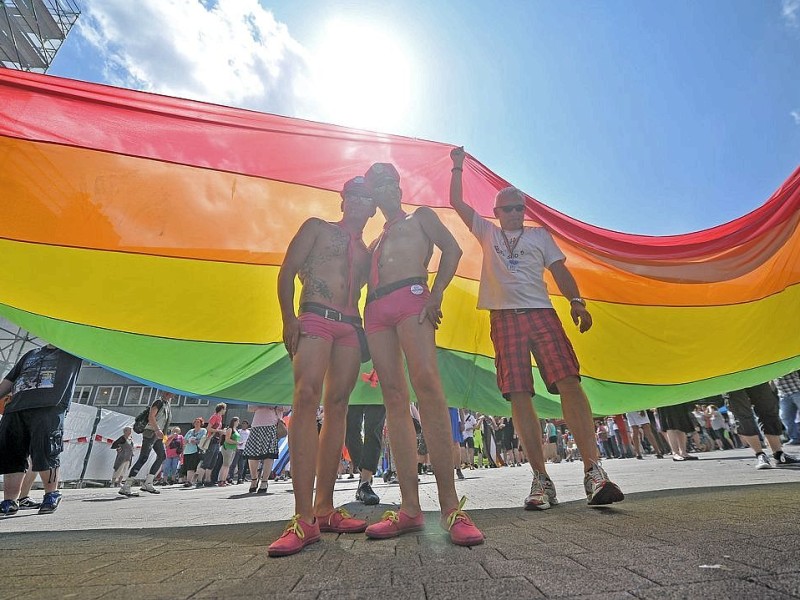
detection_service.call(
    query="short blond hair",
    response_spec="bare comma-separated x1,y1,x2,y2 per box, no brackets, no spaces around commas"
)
495,186,525,206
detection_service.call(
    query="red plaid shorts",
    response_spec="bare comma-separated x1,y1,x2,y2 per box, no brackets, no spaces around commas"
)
489,308,580,398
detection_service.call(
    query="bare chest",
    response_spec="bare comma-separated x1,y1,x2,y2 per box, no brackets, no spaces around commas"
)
376,220,431,268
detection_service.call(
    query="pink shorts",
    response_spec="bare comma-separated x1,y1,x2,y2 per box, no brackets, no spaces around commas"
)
298,312,360,348
364,284,430,335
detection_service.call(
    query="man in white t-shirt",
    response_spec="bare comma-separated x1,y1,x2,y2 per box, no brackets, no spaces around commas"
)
449,147,623,510
461,410,478,468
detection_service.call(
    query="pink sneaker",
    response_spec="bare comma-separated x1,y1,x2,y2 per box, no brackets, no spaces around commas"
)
365,510,425,539
317,507,367,533
441,497,484,547
268,515,321,557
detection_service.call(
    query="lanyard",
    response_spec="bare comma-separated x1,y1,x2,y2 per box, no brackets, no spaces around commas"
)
500,228,524,258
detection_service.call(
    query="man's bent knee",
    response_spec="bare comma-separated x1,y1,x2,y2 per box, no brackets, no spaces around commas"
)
555,376,581,394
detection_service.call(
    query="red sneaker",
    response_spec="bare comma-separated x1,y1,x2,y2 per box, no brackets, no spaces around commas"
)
365,510,425,539
268,515,321,557
441,497,484,547
317,507,367,533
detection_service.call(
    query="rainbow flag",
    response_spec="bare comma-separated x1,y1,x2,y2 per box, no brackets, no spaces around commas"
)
1,70,799,417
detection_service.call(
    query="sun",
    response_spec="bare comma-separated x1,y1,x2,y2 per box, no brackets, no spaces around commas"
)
309,18,416,133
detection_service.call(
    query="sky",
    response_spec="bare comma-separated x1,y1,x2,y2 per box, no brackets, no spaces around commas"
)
48,0,800,235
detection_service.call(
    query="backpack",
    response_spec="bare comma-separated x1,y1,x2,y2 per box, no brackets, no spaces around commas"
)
132,407,150,434
168,436,183,454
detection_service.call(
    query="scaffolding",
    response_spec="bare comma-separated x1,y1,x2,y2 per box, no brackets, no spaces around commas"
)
0,316,41,376
0,0,80,73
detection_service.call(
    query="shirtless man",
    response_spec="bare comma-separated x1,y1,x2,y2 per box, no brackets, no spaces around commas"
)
269,176,375,557
361,163,484,546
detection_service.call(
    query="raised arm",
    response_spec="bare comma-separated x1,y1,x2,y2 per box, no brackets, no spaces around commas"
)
417,207,463,328
548,259,592,333
277,219,320,359
449,147,477,229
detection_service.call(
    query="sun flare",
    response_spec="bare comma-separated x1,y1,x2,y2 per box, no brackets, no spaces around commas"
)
310,18,416,133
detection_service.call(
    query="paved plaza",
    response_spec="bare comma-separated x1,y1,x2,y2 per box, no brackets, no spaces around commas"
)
2,448,800,599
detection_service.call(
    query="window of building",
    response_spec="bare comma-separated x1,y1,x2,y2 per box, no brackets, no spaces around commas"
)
182,396,209,406
72,385,94,405
94,386,122,406
123,386,154,406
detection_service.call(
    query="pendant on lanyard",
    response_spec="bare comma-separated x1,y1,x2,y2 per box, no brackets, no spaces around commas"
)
501,228,524,273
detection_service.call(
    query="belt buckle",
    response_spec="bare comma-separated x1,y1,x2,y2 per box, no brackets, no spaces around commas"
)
323,308,342,322
513,308,528,315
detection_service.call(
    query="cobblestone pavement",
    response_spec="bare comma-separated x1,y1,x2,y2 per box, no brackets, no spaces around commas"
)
2,448,800,599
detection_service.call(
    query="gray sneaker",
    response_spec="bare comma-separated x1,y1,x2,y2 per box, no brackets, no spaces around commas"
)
524,471,551,510
118,482,139,497
584,463,624,506
756,453,773,470
539,472,559,506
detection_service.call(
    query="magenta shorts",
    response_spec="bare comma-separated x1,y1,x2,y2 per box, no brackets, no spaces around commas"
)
364,284,430,335
298,312,360,348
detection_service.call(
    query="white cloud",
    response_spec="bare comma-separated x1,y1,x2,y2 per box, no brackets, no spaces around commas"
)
791,110,800,125
77,0,313,117
783,0,800,26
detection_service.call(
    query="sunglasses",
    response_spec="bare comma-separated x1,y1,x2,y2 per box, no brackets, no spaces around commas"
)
497,204,525,214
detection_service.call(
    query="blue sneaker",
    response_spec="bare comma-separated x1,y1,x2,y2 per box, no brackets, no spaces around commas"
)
38,491,62,514
0,499,19,516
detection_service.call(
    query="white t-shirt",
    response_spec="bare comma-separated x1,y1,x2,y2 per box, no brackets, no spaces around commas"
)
471,214,566,310
237,428,250,450
463,414,477,439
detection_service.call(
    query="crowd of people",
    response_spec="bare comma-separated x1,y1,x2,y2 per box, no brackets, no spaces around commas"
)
112,400,291,496
0,152,797,563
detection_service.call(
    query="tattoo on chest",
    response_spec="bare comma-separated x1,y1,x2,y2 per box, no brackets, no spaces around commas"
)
301,274,333,300
298,227,350,301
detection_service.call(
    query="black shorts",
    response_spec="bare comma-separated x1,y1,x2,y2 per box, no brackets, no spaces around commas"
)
201,439,221,469
460,436,475,449
727,384,782,437
0,407,65,473
183,452,203,472
657,402,696,434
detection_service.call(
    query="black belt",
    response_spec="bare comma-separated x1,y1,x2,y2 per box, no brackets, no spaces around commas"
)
366,277,428,304
299,302,361,325
299,302,371,363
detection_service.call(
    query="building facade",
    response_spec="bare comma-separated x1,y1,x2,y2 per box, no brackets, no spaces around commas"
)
73,363,254,431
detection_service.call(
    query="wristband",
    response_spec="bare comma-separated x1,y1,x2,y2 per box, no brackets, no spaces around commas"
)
570,297,586,306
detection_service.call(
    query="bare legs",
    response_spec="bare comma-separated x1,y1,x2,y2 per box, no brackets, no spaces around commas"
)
740,433,783,455
289,335,360,522
508,393,547,474
556,377,601,471
313,347,360,517
368,317,460,517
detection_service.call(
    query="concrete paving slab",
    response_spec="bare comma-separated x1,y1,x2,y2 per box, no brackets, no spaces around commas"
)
1,448,800,598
